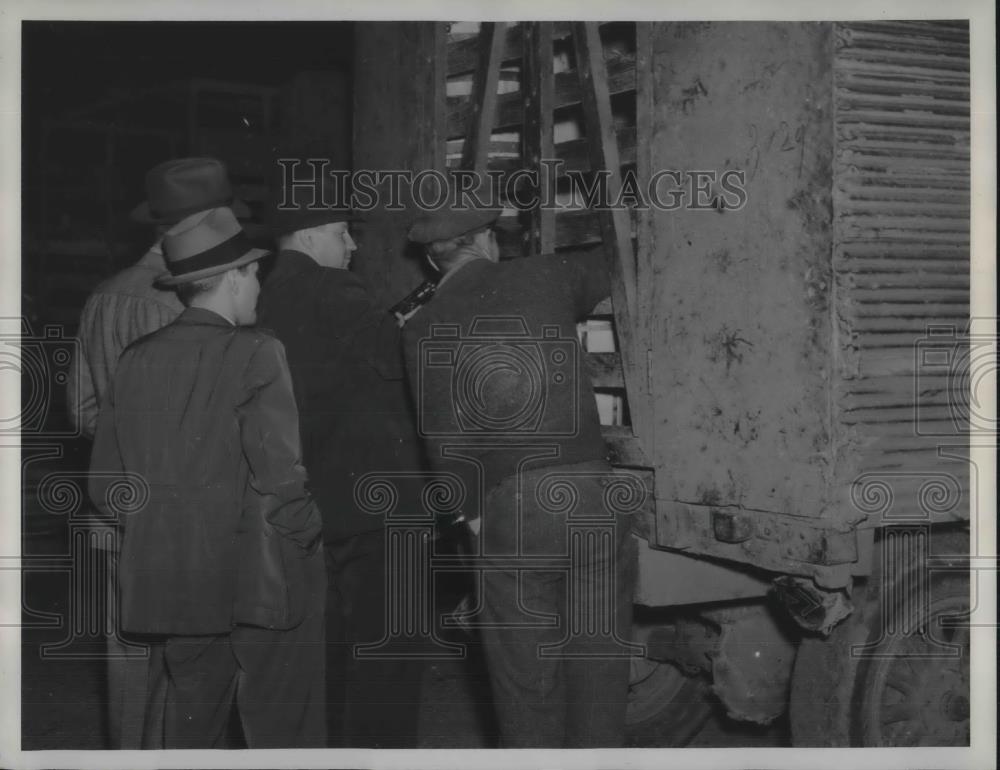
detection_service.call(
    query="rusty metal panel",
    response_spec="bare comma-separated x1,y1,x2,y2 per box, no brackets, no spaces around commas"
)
642,21,970,580
648,22,836,520
830,21,971,526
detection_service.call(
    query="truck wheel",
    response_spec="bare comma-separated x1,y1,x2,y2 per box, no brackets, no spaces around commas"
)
791,528,970,747
626,655,713,746
851,572,970,746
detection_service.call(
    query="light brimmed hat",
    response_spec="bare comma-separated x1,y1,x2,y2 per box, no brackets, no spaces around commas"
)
131,157,250,224
158,207,269,287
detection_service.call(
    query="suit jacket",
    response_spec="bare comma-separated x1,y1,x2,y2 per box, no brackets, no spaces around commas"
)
68,243,184,439
401,250,611,514
257,250,426,542
89,307,324,635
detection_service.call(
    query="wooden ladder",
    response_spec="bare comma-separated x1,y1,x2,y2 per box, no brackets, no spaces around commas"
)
451,21,654,473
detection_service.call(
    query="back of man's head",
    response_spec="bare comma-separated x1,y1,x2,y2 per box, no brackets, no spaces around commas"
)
159,207,267,324
175,271,226,306
426,233,476,272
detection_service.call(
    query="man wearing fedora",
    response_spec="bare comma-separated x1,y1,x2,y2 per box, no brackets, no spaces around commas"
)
67,157,250,749
402,203,636,748
256,176,425,748
89,206,326,748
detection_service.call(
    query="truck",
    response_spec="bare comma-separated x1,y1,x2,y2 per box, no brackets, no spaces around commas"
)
352,19,975,748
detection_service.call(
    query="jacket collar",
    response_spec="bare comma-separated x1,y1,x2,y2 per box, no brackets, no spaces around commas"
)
436,255,492,292
175,306,236,327
272,249,323,277
269,249,362,289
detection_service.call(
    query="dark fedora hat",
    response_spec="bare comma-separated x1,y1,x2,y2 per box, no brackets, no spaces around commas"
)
408,206,501,244
267,171,363,238
158,207,269,287
407,172,502,244
131,157,251,224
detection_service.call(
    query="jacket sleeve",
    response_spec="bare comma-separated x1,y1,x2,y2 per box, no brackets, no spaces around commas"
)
317,272,405,380
541,249,612,319
87,364,124,523
237,337,323,551
68,296,101,439
70,292,180,440
68,338,98,440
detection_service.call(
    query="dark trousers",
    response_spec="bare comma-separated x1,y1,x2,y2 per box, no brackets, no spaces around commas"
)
475,460,637,748
142,609,326,749
324,527,424,748
102,540,158,749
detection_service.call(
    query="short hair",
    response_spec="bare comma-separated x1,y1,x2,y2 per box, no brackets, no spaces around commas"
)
175,273,225,305
174,263,253,306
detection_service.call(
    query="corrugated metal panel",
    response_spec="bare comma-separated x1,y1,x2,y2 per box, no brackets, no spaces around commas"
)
833,21,970,524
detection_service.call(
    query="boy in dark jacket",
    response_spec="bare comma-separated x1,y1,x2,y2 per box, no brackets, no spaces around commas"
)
89,207,325,749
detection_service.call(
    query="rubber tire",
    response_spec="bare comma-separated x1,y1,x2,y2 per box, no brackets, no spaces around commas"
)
850,570,970,746
790,527,970,747
625,656,714,747
789,612,864,746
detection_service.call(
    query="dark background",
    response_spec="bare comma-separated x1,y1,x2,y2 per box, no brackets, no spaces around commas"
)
22,21,356,335
22,21,354,113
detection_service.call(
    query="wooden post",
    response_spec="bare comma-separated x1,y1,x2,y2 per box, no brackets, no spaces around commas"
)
522,22,555,256
573,22,652,464
634,21,657,480
573,22,637,314
353,22,447,306
460,22,508,172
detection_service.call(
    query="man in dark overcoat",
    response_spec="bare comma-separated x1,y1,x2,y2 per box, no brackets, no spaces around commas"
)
401,204,637,748
256,183,426,748
88,206,326,748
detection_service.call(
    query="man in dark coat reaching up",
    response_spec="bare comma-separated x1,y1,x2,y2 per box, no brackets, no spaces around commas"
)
257,176,426,748
401,203,637,748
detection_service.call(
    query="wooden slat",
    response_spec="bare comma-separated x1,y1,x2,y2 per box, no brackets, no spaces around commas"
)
585,352,624,389
494,207,641,258
460,22,508,172
448,126,638,173
446,55,637,137
447,22,574,75
554,127,637,172
522,22,556,255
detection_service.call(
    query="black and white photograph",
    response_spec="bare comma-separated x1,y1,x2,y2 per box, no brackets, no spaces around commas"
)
0,2,995,768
